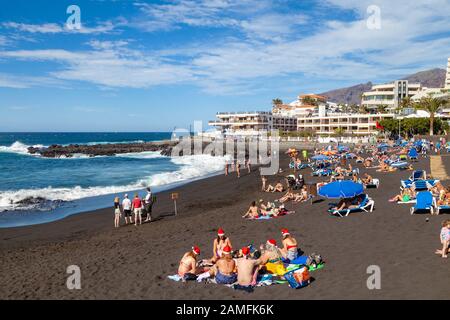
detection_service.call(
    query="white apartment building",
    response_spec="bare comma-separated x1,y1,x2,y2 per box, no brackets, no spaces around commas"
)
361,80,422,110
208,111,297,136
296,113,395,136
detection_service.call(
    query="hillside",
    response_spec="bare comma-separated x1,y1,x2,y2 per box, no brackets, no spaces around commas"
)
320,68,446,105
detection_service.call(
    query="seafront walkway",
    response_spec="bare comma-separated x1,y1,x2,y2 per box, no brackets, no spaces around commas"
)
430,155,450,180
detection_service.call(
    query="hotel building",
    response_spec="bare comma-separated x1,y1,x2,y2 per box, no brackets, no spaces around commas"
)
361,80,422,110
296,112,395,136
446,57,450,89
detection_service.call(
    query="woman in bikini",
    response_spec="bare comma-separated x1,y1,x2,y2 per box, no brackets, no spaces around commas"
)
242,201,260,219
178,246,203,279
280,229,298,261
210,228,232,263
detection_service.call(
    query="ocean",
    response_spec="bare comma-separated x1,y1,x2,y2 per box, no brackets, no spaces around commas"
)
0,132,225,228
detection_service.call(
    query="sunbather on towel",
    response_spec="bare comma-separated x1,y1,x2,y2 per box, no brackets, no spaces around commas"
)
362,173,373,185
280,229,298,261
197,245,237,284
207,228,232,263
243,201,260,219
293,186,309,203
178,246,203,280
259,239,286,276
389,188,414,203
233,247,262,292
265,182,285,193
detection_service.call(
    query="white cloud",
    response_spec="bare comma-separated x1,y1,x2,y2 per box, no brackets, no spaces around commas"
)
1,20,124,35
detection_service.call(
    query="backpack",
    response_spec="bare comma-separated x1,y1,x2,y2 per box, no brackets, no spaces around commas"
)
306,253,323,268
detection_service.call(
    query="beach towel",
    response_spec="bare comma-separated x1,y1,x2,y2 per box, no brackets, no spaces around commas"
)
168,275,183,282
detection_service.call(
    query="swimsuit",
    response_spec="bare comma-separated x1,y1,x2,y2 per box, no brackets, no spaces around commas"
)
215,271,237,284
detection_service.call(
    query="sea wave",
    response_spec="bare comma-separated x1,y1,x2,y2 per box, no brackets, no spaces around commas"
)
0,154,226,212
0,141,45,155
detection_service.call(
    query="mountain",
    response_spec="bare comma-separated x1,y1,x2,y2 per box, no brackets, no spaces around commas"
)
320,68,446,105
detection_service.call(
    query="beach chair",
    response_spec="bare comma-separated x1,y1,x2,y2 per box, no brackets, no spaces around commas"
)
412,180,431,191
401,170,426,188
365,178,380,189
408,148,418,161
410,191,435,215
328,194,374,217
435,204,450,215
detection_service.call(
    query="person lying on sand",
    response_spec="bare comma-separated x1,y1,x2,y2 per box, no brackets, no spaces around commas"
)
233,247,262,292
197,245,237,284
242,201,260,219
265,182,285,193
435,220,450,258
210,228,232,263
293,186,309,203
280,229,298,261
363,158,373,168
389,188,415,203
178,246,203,280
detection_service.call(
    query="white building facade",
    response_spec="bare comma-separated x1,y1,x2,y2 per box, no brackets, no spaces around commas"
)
361,80,422,110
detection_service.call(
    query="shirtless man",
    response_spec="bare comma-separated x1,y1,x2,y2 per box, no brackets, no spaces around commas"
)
197,245,237,284
362,173,373,185
178,246,202,280
242,201,260,219
233,247,262,292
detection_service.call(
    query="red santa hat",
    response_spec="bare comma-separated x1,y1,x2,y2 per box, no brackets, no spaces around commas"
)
223,245,232,254
281,228,290,236
217,228,225,236
241,247,250,256
267,239,277,246
192,246,201,255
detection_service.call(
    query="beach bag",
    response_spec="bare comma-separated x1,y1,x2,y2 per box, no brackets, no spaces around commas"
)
284,267,310,289
306,253,323,268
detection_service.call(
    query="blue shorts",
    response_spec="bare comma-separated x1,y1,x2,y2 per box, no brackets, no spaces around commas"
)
215,272,237,285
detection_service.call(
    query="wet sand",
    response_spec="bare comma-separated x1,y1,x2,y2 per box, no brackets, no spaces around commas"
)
0,153,449,300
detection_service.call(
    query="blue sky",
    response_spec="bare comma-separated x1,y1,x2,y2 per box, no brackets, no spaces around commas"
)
0,0,449,132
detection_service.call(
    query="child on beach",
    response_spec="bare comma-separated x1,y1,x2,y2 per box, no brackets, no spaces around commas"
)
435,220,450,258
114,196,121,228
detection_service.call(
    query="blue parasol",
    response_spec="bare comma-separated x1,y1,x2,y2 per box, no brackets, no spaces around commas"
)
318,180,364,199
312,155,330,161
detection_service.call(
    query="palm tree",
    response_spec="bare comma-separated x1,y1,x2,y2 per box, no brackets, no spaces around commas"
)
414,96,447,136
377,104,388,113
272,98,283,106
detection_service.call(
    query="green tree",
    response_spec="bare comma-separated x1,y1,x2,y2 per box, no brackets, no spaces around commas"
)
301,96,318,106
272,98,283,106
413,96,448,136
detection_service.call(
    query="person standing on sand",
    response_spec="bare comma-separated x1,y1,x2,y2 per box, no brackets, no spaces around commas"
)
122,194,133,225
132,193,143,226
114,196,121,228
261,175,267,191
236,161,241,178
246,158,251,174
435,219,450,258
233,247,262,292
224,161,229,176
144,187,153,223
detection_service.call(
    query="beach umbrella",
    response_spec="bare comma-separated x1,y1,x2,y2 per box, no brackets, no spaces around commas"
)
312,155,330,161
318,181,364,199
377,143,389,149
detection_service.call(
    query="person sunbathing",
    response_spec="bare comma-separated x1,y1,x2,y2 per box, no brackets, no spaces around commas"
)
363,158,373,167
356,156,364,163
233,247,262,292
209,228,232,263
259,239,286,276
265,182,285,193
197,245,237,284
293,186,309,203
280,229,298,261
178,246,203,279
361,173,373,185
242,201,260,219
331,198,350,211
279,190,295,203
389,188,414,203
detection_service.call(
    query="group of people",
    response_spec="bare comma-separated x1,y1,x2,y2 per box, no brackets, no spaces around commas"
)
224,158,251,178
178,228,299,291
113,188,154,227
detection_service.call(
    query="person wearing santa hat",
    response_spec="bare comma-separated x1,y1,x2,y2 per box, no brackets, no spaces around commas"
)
210,228,232,263
259,239,287,276
197,245,237,284
280,228,298,261
233,246,262,292
178,246,202,279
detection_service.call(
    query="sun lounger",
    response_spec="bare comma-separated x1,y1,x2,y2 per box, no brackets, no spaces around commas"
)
436,204,450,215
328,194,374,217
408,148,418,161
412,180,431,191
410,191,435,215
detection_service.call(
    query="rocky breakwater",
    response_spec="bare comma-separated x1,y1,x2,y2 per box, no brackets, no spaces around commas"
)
27,141,180,158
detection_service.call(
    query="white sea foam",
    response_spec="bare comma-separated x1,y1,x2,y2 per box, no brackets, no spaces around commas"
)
0,154,226,212
0,141,45,155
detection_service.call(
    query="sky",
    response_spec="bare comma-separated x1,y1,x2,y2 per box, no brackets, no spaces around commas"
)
0,0,449,132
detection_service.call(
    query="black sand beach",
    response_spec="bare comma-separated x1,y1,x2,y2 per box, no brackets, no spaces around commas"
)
0,153,449,300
